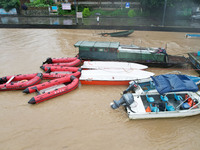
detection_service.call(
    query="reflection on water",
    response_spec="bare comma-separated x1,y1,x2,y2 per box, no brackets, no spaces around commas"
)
0,29,200,150
0,16,74,25
0,16,200,28
1,17,19,24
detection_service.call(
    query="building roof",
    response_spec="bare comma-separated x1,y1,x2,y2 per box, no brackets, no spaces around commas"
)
74,41,120,48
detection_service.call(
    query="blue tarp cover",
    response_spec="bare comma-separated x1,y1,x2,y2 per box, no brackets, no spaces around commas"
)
151,74,198,95
186,34,200,37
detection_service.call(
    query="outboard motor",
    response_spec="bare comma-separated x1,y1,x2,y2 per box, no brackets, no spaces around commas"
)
111,93,134,109
123,81,138,94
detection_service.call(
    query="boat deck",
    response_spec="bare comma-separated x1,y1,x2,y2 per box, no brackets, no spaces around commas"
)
143,55,188,67
141,93,186,111
126,92,200,119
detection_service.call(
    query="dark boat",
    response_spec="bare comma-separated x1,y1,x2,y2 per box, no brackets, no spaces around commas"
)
100,30,134,37
74,41,188,67
188,52,200,74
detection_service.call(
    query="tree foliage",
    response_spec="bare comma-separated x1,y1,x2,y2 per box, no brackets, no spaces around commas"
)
0,0,20,11
128,9,136,17
82,8,91,17
140,0,200,10
25,0,52,7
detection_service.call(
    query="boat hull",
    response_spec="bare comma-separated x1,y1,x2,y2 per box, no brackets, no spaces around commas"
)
81,61,148,70
101,30,134,37
80,80,130,85
42,59,81,67
43,57,78,64
80,69,154,85
74,41,187,67
126,92,200,120
28,76,79,104
24,72,81,93
186,34,200,38
41,66,80,73
127,109,200,119
42,70,81,80
0,73,42,91
188,52,200,74
0,73,38,84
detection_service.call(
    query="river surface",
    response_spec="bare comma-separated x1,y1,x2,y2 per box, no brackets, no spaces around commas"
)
0,29,200,150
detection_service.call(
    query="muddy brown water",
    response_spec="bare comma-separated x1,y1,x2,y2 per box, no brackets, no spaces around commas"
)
0,29,200,150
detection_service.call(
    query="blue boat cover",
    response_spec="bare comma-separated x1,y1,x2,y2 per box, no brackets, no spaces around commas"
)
151,74,198,95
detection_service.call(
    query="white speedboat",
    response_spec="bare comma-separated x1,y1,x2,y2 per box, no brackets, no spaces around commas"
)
80,69,154,85
81,61,148,70
110,74,200,119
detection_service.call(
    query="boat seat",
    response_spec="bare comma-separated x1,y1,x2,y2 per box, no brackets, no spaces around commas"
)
165,103,175,111
181,103,190,109
150,104,159,112
174,93,183,101
160,95,168,102
146,94,155,103
150,81,155,89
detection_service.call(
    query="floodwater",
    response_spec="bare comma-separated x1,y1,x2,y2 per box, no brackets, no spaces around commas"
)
0,29,200,150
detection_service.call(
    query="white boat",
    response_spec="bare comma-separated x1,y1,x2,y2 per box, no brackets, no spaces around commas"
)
110,74,200,119
80,69,154,85
185,34,200,38
81,61,148,70
121,92,200,119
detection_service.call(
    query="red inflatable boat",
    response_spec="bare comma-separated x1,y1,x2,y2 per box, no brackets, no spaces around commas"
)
27,75,79,104
40,66,80,73
42,69,81,80
42,59,81,68
0,73,42,91
0,69,81,82
0,73,38,84
24,69,81,94
43,57,79,64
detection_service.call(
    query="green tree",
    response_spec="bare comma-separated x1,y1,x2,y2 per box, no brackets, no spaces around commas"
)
140,0,176,10
0,0,20,11
82,8,91,17
140,0,200,10
128,9,136,17
25,0,50,7
139,0,199,17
